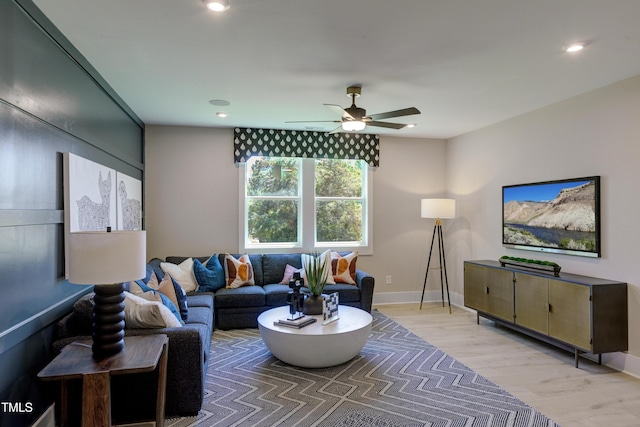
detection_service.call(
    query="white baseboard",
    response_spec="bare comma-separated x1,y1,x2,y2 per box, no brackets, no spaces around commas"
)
373,290,463,306
372,291,637,378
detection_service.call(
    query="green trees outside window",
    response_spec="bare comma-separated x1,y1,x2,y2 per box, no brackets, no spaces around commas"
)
245,157,366,247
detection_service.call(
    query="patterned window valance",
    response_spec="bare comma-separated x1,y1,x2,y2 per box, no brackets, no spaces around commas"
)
233,128,380,167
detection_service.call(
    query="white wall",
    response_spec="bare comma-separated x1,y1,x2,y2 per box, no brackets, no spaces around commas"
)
447,74,640,367
145,126,449,301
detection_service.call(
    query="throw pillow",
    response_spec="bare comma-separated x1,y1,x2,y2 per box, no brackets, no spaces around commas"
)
123,292,182,329
157,273,189,322
131,280,182,323
300,249,335,286
279,264,302,285
193,256,226,292
161,258,198,293
146,270,160,289
224,253,255,288
331,250,358,285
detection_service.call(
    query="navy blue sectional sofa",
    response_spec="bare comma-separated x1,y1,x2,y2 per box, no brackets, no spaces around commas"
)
157,252,375,330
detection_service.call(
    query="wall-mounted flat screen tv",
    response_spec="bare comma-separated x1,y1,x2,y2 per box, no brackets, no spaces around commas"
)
502,176,601,258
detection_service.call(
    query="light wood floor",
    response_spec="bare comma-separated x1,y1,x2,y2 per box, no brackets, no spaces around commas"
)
375,303,640,427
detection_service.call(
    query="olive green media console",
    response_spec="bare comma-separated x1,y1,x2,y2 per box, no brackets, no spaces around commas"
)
464,260,628,368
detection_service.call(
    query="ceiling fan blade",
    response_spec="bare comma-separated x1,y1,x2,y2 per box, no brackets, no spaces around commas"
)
324,104,355,120
328,125,344,134
367,121,407,130
285,120,340,123
368,107,420,121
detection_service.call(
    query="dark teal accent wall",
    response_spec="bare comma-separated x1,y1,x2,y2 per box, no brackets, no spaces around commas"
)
0,0,144,424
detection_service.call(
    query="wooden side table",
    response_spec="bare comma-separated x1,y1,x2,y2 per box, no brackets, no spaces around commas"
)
38,334,169,427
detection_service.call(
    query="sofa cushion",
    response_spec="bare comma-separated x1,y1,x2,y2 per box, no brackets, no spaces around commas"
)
186,293,214,310
186,306,213,329
215,286,266,308
224,253,255,288
263,284,292,307
263,254,303,285
319,284,361,303
193,257,225,293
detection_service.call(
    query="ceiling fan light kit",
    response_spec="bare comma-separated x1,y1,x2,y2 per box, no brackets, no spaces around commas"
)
203,0,230,12
342,120,366,132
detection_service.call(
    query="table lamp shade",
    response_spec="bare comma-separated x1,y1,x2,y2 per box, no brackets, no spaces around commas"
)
421,198,456,219
68,230,146,285
67,230,146,359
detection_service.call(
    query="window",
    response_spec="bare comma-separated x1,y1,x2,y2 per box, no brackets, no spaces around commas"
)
240,157,372,253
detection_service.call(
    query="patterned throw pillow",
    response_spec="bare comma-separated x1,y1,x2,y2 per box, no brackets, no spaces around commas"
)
225,253,255,288
161,258,198,293
331,250,358,285
193,256,226,292
156,273,189,322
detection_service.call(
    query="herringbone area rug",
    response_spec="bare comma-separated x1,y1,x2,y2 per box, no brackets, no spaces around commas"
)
168,310,559,427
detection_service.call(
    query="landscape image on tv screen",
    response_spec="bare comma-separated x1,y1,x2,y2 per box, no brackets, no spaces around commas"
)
503,176,600,257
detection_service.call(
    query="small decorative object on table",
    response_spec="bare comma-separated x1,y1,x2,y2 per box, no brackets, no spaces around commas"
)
323,292,340,325
499,256,561,277
274,316,317,329
301,251,329,315
287,271,305,320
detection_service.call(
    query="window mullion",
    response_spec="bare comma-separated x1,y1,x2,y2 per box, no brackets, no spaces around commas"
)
301,158,315,249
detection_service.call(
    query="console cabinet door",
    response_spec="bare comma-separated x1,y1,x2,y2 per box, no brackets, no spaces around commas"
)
514,273,549,335
486,268,514,322
464,263,488,313
548,280,591,350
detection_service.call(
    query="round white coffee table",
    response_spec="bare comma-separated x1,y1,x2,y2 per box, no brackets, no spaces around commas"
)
257,305,372,368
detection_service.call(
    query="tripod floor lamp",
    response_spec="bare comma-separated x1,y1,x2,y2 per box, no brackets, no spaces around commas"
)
419,198,456,313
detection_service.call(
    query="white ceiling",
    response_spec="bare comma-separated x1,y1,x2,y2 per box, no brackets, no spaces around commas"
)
32,0,640,139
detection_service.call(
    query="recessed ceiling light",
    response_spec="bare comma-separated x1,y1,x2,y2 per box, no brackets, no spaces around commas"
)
565,43,585,53
209,99,230,106
202,0,230,12
216,112,228,118
406,123,417,128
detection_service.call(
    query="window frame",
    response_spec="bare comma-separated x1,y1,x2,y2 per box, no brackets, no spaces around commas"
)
239,157,373,254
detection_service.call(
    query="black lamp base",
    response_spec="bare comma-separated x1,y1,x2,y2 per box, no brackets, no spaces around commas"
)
92,283,126,359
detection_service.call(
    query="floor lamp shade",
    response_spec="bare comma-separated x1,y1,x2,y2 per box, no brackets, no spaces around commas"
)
421,198,456,219
68,230,146,358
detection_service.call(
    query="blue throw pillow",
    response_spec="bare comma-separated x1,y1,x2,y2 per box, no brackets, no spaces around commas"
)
170,277,189,322
134,280,182,323
193,256,225,293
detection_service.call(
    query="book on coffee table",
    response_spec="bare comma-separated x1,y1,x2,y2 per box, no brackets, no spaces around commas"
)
275,316,317,329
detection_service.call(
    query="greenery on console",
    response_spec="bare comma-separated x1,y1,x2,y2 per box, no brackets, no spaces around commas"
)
500,255,559,267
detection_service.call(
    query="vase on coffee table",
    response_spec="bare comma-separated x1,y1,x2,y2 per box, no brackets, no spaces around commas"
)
303,294,324,315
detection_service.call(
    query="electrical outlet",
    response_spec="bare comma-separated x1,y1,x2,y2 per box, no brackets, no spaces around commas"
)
386,275,392,285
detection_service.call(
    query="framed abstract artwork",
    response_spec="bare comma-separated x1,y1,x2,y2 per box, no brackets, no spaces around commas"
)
116,172,142,230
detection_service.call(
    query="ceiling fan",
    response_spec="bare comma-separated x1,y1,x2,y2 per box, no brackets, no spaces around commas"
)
287,85,420,133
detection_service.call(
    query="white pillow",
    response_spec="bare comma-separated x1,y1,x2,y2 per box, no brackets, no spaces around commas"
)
300,249,335,285
161,258,198,292
124,292,182,329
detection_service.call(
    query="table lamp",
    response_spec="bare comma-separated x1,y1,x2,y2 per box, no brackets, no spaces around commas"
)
419,199,455,313
68,229,146,359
